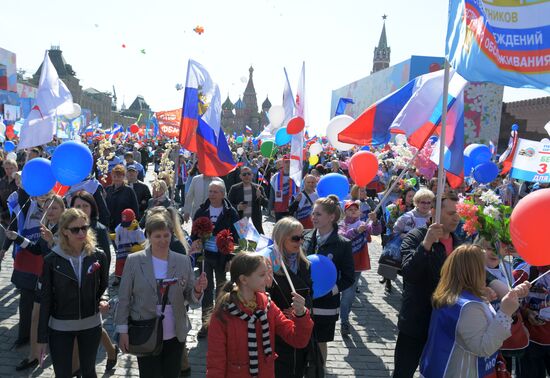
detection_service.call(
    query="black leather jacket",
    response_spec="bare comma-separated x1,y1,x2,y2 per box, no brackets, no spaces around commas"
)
38,247,108,343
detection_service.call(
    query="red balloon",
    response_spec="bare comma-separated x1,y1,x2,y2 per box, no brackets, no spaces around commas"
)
348,151,378,186
130,124,139,133
510,188,550,266
287,117,305,135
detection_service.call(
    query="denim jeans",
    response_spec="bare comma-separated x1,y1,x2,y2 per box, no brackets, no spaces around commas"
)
340,271,361,325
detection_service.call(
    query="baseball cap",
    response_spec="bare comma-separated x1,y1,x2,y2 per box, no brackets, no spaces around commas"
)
121,208,136,226
127,164,138,172
344,200,360,211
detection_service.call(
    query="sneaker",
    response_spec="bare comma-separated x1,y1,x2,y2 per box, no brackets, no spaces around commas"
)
341,323,350,337
197,325,208,339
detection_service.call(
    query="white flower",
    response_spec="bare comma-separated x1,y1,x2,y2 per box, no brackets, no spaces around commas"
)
483,205,500,220
480,190,502,206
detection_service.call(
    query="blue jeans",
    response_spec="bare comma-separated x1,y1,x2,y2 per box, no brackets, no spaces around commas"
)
340,271,361,325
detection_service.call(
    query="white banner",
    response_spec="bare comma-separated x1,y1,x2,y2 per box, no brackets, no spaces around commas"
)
510,138,550,183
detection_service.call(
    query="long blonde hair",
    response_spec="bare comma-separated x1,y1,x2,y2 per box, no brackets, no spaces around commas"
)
432,244,487,308
58,208,97,255
272,217,310,274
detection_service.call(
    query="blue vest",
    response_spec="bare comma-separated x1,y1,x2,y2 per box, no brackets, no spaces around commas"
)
420,291,498,378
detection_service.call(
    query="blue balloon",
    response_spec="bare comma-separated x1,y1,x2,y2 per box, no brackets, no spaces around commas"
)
275,127,292,146
511,124,519,132
360,145,370,151
463,155,473,177
22,158,56,196
306,254,337,299
51,141,93,185
464,143,492,167
4,141,15,152
473,162,499,184
317,173,349,200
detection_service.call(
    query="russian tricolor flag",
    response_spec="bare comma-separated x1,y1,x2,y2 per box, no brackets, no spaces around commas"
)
338,68,468,187
245,125,253,134
179,60,236,176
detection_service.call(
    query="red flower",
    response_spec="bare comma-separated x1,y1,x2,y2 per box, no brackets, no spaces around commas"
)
87,261,101,275
216,229,235,255
192,217,214,240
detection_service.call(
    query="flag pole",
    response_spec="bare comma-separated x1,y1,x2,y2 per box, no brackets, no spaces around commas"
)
435,59,451,224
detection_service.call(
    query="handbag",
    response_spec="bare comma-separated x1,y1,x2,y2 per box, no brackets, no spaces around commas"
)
127,285,170,357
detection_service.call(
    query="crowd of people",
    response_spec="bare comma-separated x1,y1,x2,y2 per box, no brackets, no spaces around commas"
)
0,134,548,378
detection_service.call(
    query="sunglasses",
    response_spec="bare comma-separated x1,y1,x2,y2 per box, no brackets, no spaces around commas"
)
241,172,252,176
290,235,305,242
67,225,90,234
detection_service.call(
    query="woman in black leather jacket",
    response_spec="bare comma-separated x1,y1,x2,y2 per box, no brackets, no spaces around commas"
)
267,217,315,378
37,208,109,378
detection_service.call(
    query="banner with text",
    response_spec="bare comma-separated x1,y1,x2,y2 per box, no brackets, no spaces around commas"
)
446,0,550,90
155,109,182,138
510,138,550,183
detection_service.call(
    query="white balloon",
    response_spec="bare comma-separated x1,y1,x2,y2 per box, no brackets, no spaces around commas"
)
326,115,355,151
268,106,286,128
7,152,16,160
395,134,407,146
309,142,323,156
237,147,244,155
65,103,81,119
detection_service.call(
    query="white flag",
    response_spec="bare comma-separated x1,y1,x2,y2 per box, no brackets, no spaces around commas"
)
18,51,73,150
289,63,305,188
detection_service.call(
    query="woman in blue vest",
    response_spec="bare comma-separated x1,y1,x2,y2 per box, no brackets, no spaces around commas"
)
419,245,530,378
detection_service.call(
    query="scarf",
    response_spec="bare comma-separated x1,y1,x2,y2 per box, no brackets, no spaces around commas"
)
226,295,272,377
286,253,299,274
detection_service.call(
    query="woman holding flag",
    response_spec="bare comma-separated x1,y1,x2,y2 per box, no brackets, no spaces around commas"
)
266,217,316,377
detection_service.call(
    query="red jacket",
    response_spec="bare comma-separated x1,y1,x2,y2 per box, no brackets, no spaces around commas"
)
207,291,313,378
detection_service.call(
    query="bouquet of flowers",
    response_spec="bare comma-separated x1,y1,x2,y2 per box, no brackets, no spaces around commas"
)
216,229,235,255
192,217,214,240
456,190,512,247
191,217,214,268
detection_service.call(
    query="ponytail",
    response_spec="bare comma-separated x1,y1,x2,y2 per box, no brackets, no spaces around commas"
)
315,194,342,225
210,280,239,324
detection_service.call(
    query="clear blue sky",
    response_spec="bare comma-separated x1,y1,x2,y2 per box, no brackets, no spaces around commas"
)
1,0,548,135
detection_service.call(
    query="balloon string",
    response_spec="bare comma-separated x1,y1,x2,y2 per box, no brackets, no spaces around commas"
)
530,269,550,286
5,196,32,231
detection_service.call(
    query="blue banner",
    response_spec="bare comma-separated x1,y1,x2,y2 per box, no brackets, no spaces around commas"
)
446,0,550,90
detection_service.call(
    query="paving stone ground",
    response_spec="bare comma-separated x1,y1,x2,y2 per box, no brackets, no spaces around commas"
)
0,168,406,377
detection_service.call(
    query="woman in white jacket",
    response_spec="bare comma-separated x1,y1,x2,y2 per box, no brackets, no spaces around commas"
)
419,244,530,378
